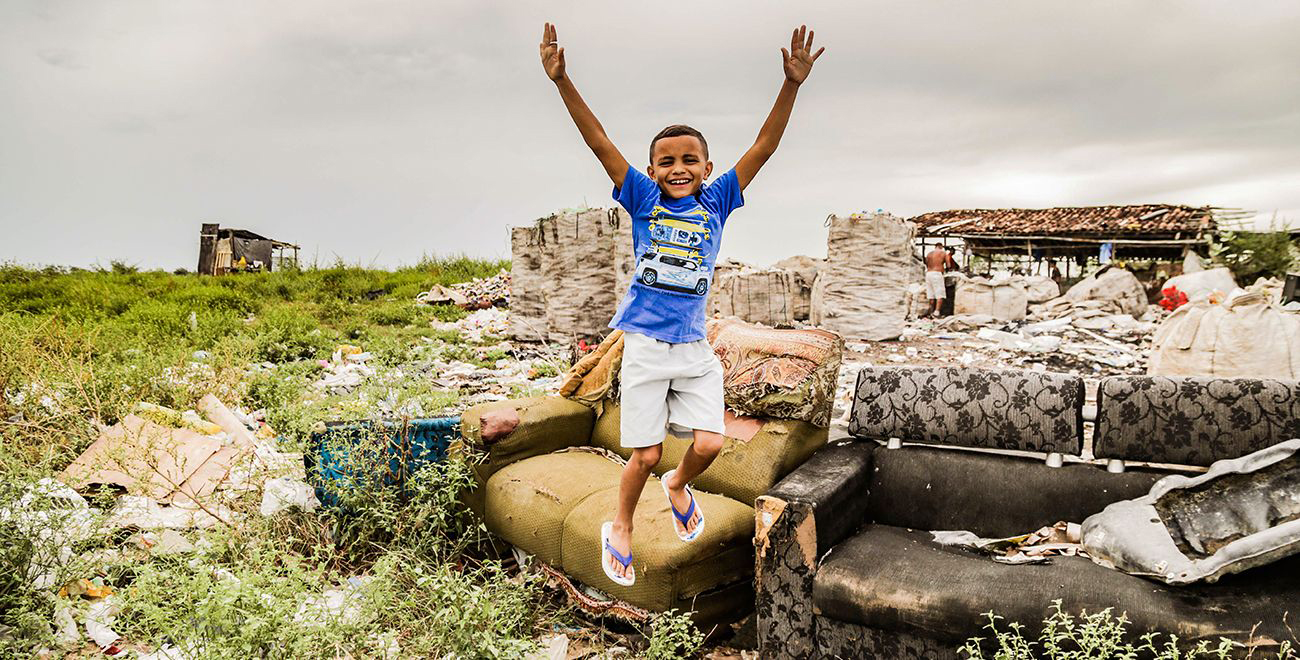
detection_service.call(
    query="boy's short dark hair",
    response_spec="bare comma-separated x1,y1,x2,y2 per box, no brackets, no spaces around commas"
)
649,124,708,162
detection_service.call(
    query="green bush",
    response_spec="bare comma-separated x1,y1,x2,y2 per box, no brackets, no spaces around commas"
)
960,600,1293,659
251,307,332,363
646,609,706,659
1210,230,1297,285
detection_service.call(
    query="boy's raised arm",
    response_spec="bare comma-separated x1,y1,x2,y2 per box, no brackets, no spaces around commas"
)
540,23,631,188
734,25,825,191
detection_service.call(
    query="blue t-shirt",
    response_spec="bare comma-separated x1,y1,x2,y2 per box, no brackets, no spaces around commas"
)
609,165,744,343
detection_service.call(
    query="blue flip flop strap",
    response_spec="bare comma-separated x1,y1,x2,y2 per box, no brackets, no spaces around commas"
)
605,540,633,568
671,487,697,527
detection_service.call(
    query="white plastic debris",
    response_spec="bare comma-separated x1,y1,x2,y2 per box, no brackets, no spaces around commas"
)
525,634,569,660
260,478,320,516
294,576,373,627
106,495,233,530
85,597,121,649
0,479,100,588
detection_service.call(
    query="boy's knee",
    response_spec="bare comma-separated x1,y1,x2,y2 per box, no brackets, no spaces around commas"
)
694,431,724,458
629,445,662,471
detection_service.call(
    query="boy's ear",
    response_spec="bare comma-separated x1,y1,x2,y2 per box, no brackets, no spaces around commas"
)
646,164,655,179
704,161,714,181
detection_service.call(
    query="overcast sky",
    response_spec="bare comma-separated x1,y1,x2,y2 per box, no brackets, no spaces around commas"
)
2,1,1298,271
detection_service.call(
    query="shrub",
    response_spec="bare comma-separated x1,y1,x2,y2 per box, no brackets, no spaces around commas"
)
251,307,331,363
1210,230,1297,285
646,609,706,660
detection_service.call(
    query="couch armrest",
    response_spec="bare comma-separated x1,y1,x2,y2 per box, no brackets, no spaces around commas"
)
755,440,874,660
459,396,595,477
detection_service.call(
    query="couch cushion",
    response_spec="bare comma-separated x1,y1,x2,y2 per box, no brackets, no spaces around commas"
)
461,396,594,478
591,403,827,505
866,446,1165,538
560,474,755,612
849,367,1084,454
484,452,620,566
1095,376,1300,466
812,524,1300,644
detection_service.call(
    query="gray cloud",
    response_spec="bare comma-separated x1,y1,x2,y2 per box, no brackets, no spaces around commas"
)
1,0,1297,270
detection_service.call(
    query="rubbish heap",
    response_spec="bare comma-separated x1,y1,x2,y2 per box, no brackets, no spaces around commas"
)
417,270,511,309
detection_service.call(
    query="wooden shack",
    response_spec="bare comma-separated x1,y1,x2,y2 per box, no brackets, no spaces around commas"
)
197,223,299,275
908,205,1246,282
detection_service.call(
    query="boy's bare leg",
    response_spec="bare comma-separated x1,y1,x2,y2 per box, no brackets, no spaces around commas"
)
608,444,661,579
664,430,724,536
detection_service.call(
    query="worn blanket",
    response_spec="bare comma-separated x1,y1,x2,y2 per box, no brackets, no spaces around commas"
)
558,329,624,410
706,318,843,427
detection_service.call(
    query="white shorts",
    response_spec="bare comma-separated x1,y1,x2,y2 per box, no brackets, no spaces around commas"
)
925,271,947,300
619,331,726,448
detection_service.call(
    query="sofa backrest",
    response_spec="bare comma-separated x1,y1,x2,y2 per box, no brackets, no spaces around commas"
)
590,403,827,505
1094,375,1300,467
848,366,1085,455
866,445,1166,538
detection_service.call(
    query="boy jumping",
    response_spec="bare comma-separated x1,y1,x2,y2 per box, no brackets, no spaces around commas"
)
539,22,824,586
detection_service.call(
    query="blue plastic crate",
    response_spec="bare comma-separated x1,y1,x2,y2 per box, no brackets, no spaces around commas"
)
308,416,460,506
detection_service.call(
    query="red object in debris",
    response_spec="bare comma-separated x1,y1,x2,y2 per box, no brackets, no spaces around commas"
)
1159,286,1189,311
577,339,591,353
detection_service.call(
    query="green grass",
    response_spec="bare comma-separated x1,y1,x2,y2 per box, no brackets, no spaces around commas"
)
0,257,587,658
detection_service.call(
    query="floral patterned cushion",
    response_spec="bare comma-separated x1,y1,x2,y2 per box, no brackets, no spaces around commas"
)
848,367,1083,454
1095,376,1300,466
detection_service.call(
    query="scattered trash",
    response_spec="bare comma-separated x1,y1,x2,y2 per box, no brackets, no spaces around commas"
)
84,597,121,650
0,479,100,589
294,576,373,627
933,521,1084,565
259,477,320,516
525,633,569,660
418,270,511,309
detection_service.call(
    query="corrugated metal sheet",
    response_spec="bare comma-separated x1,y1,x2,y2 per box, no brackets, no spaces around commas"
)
909,205,1218,237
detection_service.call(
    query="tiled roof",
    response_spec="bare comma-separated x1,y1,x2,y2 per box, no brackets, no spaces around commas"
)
909,205,1218,237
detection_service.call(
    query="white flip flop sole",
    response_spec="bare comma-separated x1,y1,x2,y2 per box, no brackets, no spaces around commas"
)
661,470,705,542
600,521,635,587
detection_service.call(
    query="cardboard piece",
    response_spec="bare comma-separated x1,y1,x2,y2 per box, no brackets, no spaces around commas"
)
60,415,222,502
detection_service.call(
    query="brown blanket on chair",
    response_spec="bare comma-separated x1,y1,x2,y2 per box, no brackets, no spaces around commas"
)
559,329,624,410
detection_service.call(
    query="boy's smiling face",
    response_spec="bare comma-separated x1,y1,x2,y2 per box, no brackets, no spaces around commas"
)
647,135,713,199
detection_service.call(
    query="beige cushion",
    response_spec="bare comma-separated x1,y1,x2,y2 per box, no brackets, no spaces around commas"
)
561,472,755,612
591,403,828,505
484,452,620,566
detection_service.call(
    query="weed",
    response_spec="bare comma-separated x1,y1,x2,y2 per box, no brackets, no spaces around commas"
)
646,608,706,659
960,600,1295,659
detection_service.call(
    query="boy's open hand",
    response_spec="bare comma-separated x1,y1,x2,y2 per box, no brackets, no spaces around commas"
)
540,22,566,82
781,25,825,85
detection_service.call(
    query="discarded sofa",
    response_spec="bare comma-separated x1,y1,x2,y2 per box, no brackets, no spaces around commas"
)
459,395,830,624
755,368,1300,659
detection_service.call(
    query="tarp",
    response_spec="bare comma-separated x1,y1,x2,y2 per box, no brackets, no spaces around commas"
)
1083,439,1300,585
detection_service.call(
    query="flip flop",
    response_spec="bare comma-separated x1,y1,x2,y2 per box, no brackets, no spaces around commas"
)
661,470,705,542
600,521,635,587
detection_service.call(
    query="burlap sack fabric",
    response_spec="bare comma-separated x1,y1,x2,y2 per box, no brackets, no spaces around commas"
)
811,212,923,340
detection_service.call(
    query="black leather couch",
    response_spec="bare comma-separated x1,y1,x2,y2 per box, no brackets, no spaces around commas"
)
755,367,1300,659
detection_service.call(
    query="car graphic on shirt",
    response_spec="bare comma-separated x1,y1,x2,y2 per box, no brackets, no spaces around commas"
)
635,250,710,295
638,205,713,295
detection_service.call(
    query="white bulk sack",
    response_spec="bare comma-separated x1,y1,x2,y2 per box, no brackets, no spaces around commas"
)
1063,267,1148,318
954,277,1028,321
1147,292,1300,379
1161,267,1238,303
811,213,921,341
